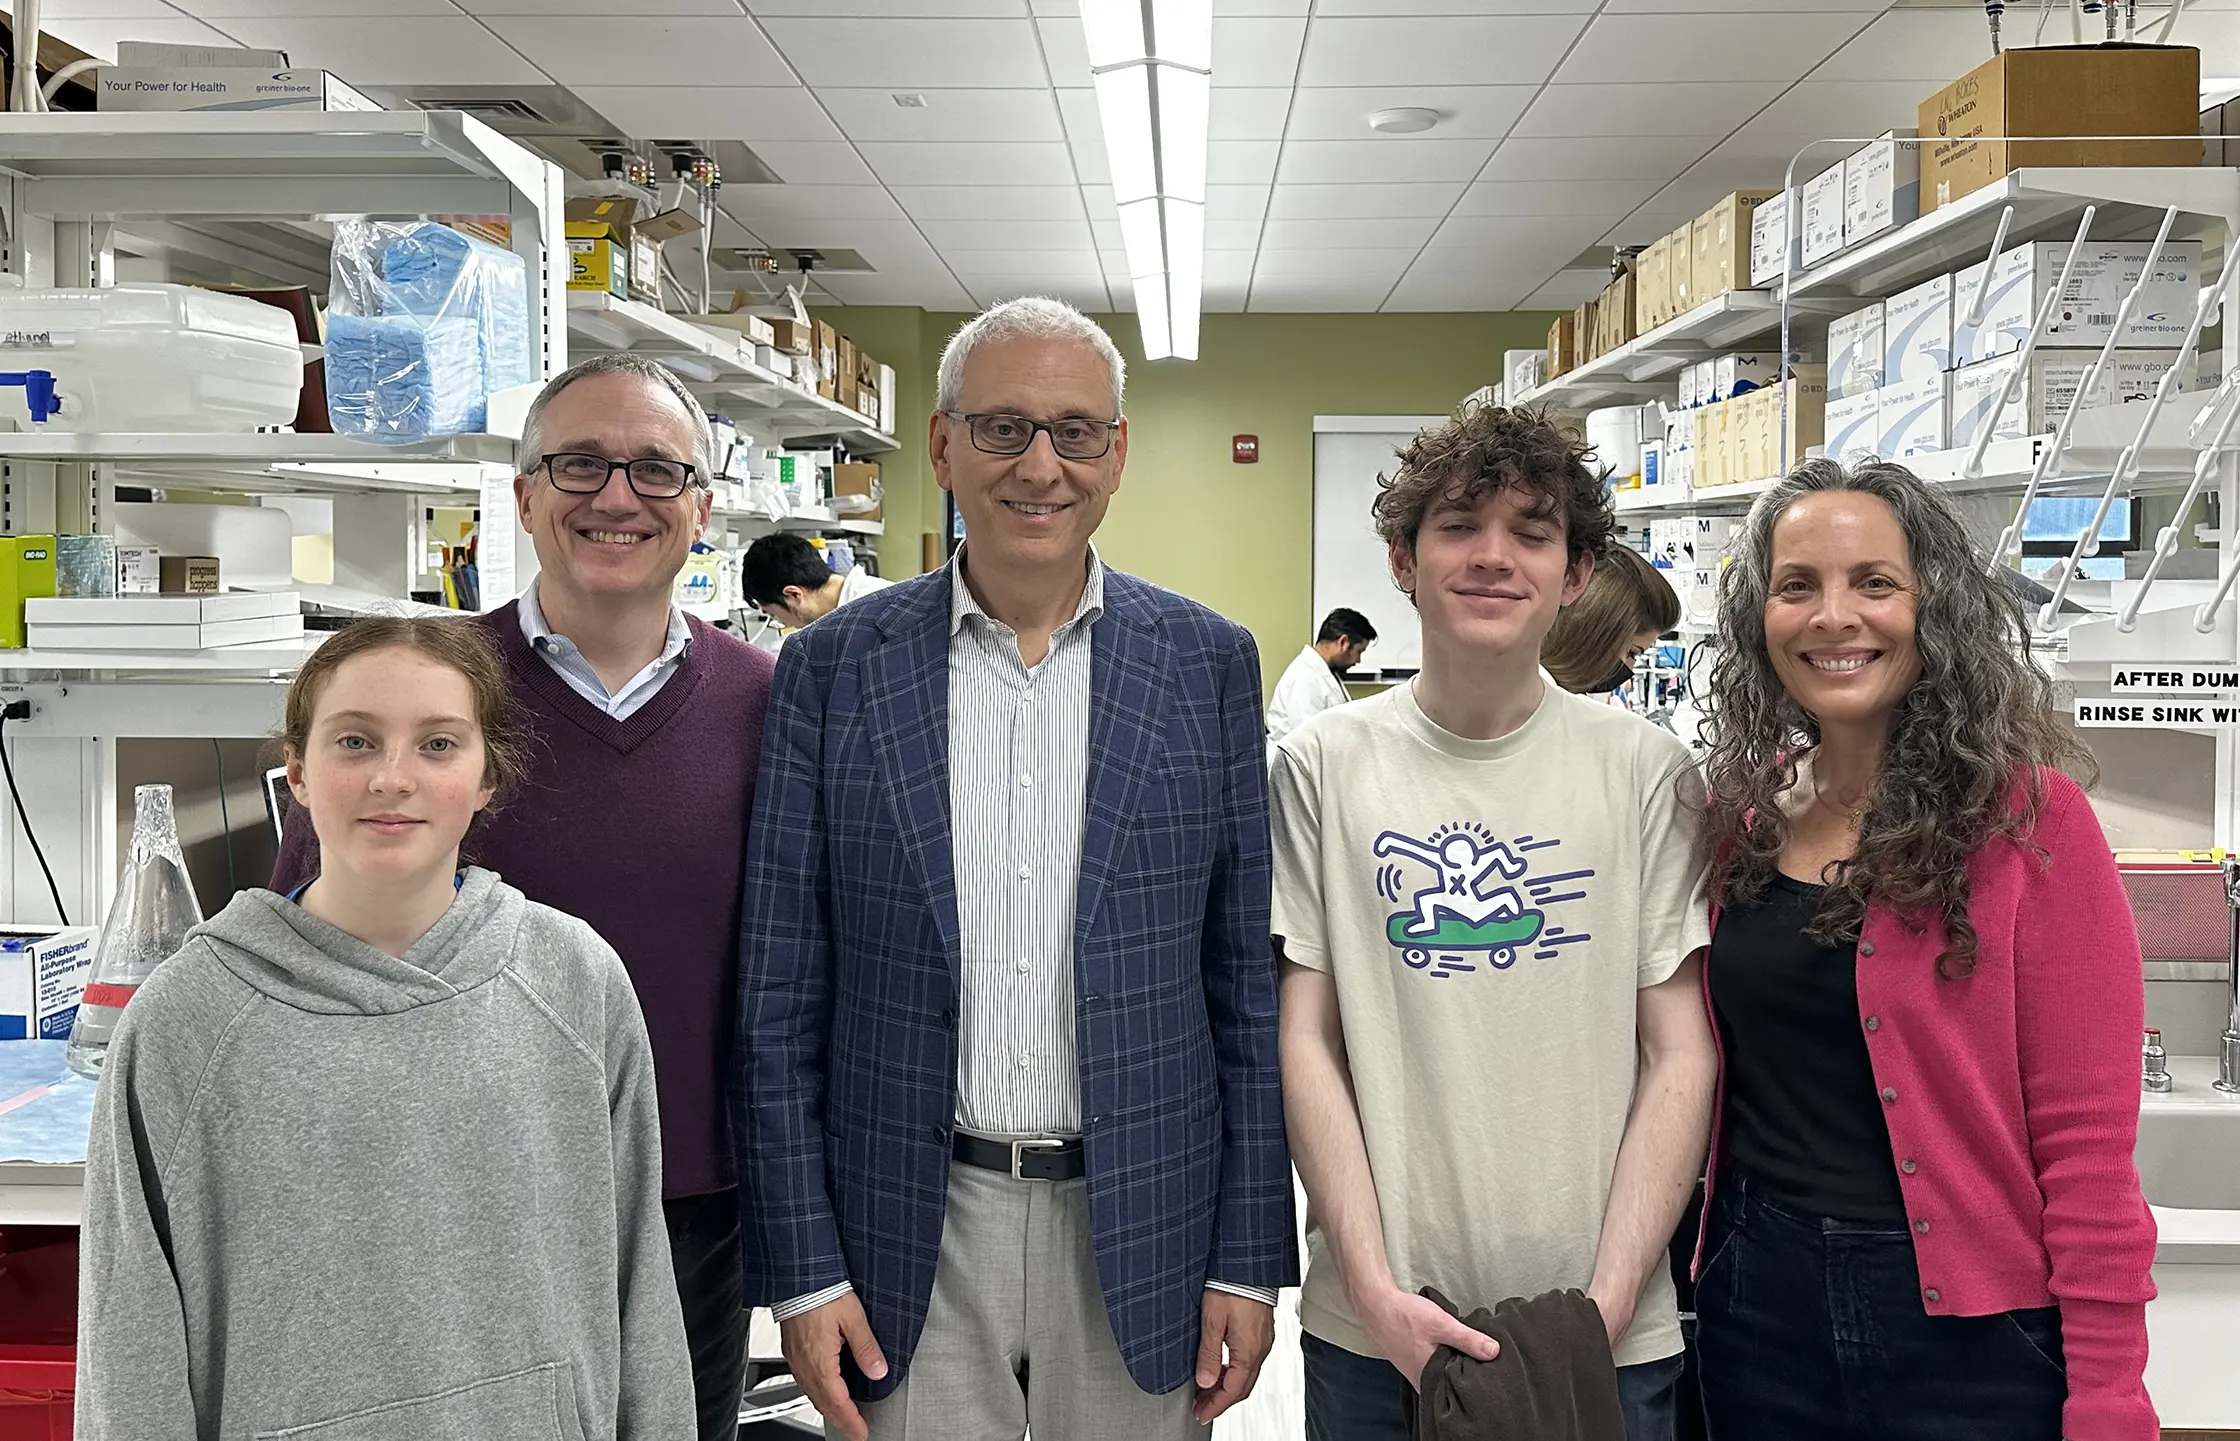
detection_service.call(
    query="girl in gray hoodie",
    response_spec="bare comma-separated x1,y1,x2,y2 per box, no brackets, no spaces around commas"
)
76,616,696,1441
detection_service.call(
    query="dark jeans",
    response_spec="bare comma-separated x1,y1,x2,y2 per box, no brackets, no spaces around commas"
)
1695,1168,2066,1441
664,1187,750,1441
1302,1328,1683,1441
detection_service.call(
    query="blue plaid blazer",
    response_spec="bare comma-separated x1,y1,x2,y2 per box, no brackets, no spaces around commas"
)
733,562,1298,1399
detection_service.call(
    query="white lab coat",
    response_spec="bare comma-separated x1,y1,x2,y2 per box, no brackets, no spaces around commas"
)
837,568,894,606
1266,645,1349,751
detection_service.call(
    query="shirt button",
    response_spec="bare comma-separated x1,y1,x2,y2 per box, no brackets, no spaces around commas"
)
1914,1219,1931,1234
1881,1086,1899,1103
1020,775,1033,788
1018,865,1032,879
1016,959,1031,973
1017,1054,1032,1070
1901,1159,1918,1174
1861,941,1877,957
1924,1287,1941,1303
1864,1016,1881,1032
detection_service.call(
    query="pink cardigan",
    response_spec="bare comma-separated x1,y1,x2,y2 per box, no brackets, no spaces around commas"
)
1696,768,2158,1441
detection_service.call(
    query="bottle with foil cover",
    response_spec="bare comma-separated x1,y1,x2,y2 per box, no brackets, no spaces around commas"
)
65,784,204,1079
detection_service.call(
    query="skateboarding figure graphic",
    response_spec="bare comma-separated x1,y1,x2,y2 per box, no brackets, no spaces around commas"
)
1373,824,1567,974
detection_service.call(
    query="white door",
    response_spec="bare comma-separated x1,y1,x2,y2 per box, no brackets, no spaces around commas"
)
1312,416,1445,673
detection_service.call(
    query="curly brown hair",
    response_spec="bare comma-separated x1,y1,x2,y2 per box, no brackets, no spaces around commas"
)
1373,403,1615,567
1701,458,2096,979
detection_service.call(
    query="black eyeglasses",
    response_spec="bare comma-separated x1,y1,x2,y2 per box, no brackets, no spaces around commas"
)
944,411,1120,461
540,452,700,498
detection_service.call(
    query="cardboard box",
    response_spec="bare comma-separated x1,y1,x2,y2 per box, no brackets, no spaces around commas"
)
1827,303,1888,399
1601,271,1638,353
1548,314,1578,377
690,312,778,348
1801,162,1848,267
1948,347,2195,448
0,535,56,649
837,336,858,401
813,320,840,399
160,555,220,595
831,461,883,523
1750,191,1797,289
1825,387,1883,459
97,67,378,113
1918,44,2200,213
1843,130,1921,247
116,546,159,595
562,197,696,306
1573,298,1600,361
1695,402,1730,489
1667,223,1697,319
768,317,814,356
1884,272,1954,383
2204,100,2240,167
1505,348,1546,398
1711,352,1801,403
0,925,99,1041
1637,238,1669,334
1951,239,2202,366
1763,369,1828,476
1694,191,1782,300
1874,374,1950,460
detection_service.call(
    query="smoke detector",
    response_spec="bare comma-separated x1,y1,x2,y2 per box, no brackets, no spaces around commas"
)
1368,107,1440,135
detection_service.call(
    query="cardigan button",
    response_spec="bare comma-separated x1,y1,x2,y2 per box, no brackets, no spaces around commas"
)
1881,1086,1899,1103
1860,941,1876,957
1924,1287,1940,1303
1914,1219,1930,1234
1864,1015,1881,1032
1901,1159,1918,1175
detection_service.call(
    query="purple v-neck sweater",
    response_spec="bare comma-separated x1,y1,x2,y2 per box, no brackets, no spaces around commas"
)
272,602,776,1198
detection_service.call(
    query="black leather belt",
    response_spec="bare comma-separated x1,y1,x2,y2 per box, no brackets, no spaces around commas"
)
953,1132,1084,1181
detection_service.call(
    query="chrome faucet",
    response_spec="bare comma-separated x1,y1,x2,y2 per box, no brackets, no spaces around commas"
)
2219,859,2240,1094
2143,1028,2172,1093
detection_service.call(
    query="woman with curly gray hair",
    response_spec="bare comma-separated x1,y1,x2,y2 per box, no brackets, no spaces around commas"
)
1690,459,2156,1441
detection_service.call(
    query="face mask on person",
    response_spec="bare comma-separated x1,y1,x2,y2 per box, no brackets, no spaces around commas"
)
1588,662,1635,694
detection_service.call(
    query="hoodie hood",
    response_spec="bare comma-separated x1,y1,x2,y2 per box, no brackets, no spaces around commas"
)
190,866,525,1015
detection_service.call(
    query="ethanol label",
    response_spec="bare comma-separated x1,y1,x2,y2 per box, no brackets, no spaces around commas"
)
0,329,73,348
2075,697,2240,728
2109,667,2240,694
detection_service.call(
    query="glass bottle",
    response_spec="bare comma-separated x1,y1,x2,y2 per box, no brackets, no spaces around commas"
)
65,784,204,1080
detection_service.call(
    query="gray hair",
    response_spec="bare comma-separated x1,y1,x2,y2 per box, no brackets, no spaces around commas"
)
516,352,715,482
1699,456,2094,979
934,296,1126,416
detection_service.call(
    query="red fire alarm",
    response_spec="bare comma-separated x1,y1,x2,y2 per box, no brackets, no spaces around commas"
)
1233,435,1259,464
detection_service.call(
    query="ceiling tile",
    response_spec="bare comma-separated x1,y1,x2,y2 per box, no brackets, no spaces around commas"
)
858,140,1077,185
1383,273,1540,311
1056,88,1107,182
818,273,979,309
1206,184,1272,221
1036,15,1089,84
1424,214,1607,252
1607,0,1891,9
1277,138,1495,184
1554,10,1879,83
44,0,196,17
181,0,455,17
1639,152,1804,216
1600,209,1700,246
945,251,1106,279
1520,268,1612,309
37,14,246,54
1726,80,1935,157
1267,182,1465,219
200,16,546,82
1406,237,1578,274
918,218,1095,250
817,87,1064,142
1810,9,1993,81
1031,0,1310,11
1249,248,1414,280
893,185,1085,220
749,0,1029,14
1209,140,1282,185
571,87,841,142
1513,81,1785,139
1213,16,1307,86
761,16,1051,86
1483,134,1713,182
969,283,1112,312
723,186,906,225
1315,0,1596,10
1212,88,1293,141
751,141,882,185
741,217,940,262
1298,15,1588,87
1248,280,1398,312
1259,215,1441,249
1283,84,1536,142
1452,177,1660,216
459,0,727,11
1203,286,1250,313
480,16,792,85
1205,219,1266,249
1203,252,1258,284
1092,218,1123,248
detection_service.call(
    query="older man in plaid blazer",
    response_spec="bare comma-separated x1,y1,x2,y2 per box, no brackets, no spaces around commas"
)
735,297,1297,1441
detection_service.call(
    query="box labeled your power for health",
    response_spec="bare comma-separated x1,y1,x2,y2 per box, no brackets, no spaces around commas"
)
0,925,99,1041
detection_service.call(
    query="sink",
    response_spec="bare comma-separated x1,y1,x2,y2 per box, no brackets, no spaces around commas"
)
2137,1107,2240,1209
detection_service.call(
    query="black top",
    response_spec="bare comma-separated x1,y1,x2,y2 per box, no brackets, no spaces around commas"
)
1709,871,1908,1222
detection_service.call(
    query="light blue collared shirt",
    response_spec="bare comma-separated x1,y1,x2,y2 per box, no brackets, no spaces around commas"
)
517,579,692,720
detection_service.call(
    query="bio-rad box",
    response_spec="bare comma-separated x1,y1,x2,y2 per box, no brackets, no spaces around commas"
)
0,924,99,1041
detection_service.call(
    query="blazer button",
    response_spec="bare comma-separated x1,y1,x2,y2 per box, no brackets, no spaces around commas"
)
941,1006,958,1028
1881,1086,1898,1103
929,1123,948,1144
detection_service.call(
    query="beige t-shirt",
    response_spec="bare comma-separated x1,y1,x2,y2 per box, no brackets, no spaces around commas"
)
1270,678,1711,1369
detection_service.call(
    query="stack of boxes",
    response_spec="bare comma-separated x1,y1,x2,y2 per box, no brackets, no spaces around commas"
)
1642,514,1740,628
1667,352,1824,491
1637,192,1780,336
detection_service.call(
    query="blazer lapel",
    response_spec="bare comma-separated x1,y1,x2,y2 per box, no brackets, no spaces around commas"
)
1075,578,1171,952
862,586,962,977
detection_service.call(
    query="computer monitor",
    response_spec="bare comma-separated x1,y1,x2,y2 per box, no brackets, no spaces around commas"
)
263,766,292,844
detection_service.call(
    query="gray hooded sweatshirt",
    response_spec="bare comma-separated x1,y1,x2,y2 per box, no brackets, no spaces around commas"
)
75,867,696,1441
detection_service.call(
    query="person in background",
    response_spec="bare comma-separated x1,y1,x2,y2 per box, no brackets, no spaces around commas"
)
1267,607,1377,750
1274,404,1718,1441
1543,545,1680,695
80,618,695,1440
272,353,776,1441
742,531,894,630
1693,458,2156,1441
737,296,1296,1441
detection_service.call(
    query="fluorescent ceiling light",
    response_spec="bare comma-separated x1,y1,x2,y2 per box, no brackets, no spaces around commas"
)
1094,66,1158,206
1134,272,1173,361
1150,0,1213,71
1117,197,1166,280
1081,0,1147,69
1157,68,1210,204
1165,200,1204,361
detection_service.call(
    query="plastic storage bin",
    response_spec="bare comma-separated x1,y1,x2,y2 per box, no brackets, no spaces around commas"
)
0,1347,70,1441
0,283,303,432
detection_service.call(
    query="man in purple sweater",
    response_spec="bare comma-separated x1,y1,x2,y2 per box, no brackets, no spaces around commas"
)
272,352,776,1440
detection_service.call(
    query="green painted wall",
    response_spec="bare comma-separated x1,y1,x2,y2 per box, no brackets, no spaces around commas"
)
813,305,1556,695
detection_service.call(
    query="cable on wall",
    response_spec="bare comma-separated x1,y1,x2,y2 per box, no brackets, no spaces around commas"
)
0,704,69,926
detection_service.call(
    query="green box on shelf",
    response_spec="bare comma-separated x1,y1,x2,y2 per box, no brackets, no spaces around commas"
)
0,535,58,649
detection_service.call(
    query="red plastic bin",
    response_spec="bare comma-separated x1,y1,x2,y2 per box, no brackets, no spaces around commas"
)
0,1344,73,1441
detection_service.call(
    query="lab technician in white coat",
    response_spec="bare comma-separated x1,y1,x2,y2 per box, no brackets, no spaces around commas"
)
1267,608,1376,751
742,532,894,631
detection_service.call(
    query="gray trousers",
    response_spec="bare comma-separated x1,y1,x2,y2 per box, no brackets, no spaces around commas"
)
864,1160,1207,1441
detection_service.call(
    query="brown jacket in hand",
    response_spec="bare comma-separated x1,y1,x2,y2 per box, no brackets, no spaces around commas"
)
1414,1286,1627,1441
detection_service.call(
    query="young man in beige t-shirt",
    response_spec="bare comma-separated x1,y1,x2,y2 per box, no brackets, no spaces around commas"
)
1272,405,1718,1441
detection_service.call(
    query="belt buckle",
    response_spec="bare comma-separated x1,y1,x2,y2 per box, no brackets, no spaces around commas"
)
1010,1137,1064,1180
